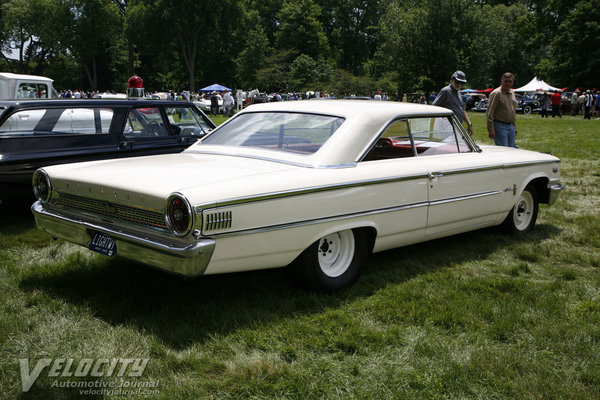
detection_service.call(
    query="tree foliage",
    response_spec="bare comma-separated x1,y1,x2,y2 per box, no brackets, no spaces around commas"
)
0,0,597,93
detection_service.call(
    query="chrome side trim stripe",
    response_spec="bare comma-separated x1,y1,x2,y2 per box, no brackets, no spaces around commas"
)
207,201,429,238
206,189,505,238
194,160,557,213
429,190,503,206
194,173,430,211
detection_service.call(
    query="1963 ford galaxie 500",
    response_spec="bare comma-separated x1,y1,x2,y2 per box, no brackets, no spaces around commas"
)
32,101,563,291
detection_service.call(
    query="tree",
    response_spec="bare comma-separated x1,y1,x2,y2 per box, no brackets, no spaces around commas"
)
551,0,600,88
276,0,329,60
235,24,270,88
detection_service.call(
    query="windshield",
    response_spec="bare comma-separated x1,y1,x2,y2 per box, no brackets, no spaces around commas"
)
200,112,345,155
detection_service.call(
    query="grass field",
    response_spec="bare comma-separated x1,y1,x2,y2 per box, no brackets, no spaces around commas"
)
1,111,599,399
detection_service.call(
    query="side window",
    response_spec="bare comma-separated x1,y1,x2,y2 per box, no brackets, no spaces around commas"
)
0,110,44,134
0,108,113,135
362,119,414,161
17,83,48,99
166,107,212,137
410,116,472,156
52,108,113,134
123,108,168,138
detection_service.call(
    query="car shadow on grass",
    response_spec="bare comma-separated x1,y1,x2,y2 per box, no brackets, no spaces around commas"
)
17,223,561,350
0,202,37,235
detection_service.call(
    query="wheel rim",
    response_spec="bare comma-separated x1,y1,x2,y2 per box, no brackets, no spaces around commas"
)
317,230,355,278
513,191,534,231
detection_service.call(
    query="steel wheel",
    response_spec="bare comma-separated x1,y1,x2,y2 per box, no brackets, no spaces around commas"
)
501,184,539,235
513,190,535,231
287,229,369,292
317,230,355,278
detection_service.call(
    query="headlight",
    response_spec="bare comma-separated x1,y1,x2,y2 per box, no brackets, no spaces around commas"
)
32,169,52,203
165,193,193,236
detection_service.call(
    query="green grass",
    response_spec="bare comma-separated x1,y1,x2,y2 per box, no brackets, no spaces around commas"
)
1,111,599,399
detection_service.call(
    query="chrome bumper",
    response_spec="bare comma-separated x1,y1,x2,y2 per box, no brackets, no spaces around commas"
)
31,202,215,277
548,183,564,206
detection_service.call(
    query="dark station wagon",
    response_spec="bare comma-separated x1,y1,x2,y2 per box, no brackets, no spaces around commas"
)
0,99,215,204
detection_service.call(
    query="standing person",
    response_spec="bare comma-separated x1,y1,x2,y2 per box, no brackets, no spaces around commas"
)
583,90,594,120
373,91,382,100
486,72,517,147
570,90,579,116
540,92,549,118
210,91,219,116
550,90,562,118
433,70,474,135
577,91,585,116
223,90,234,117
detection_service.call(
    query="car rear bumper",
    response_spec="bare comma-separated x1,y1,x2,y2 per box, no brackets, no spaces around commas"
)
31,201,215,277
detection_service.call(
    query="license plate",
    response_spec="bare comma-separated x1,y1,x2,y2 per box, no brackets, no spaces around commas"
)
88,232,117,256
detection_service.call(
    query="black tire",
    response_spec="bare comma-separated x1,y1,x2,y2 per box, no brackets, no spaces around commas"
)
286,229,368,292
501,184,539,235
523,105,532,115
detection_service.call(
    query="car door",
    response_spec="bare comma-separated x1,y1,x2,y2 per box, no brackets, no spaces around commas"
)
408,116,505,236
117,106,183,157
356,118,429,251
164,105,215,148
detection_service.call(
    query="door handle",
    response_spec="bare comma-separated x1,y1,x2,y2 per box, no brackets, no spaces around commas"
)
118,140,133,150
428,172,444,180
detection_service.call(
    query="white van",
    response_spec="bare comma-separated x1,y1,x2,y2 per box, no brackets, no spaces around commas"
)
0,72,58,99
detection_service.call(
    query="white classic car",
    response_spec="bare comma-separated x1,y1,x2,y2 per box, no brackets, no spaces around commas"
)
32,101,563,291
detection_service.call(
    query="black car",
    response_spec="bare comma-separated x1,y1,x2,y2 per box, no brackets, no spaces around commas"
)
0,99,215,204
517,94,543,115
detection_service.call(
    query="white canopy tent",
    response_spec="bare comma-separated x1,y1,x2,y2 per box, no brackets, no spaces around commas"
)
514,77,563,93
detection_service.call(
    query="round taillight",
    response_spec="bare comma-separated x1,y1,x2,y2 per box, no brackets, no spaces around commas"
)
166,194,193,235
32,169,52,203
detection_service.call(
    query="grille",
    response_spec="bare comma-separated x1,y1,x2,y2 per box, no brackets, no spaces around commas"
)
57,192,167,229
204,210,232,232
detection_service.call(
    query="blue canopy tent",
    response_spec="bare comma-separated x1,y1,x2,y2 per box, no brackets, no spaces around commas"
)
199,84,231,92
459,89,479,93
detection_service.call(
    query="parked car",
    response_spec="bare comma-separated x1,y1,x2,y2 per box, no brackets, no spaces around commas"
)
517,94,542,115
252,93,270,104
32,101,563,291
0,99,215,204
462,93,486,110
194,94,223,114
472,98,488,111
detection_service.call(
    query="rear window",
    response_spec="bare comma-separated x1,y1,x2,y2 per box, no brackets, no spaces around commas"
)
200,112,345,155
0,108,113,136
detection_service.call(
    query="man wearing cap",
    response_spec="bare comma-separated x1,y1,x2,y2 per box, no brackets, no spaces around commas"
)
486,72,518,148
433,71,473,135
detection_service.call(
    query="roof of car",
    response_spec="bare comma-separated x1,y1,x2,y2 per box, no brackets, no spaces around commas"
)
0,99,197,108
242,99,452,120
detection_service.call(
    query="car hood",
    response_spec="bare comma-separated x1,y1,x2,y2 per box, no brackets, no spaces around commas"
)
44,153,297,210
